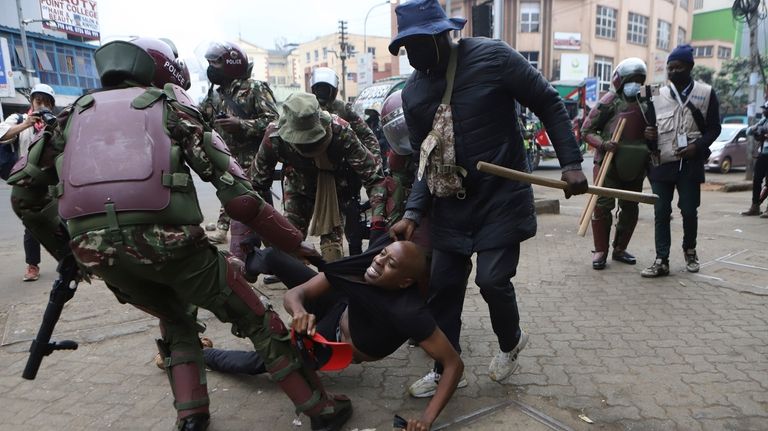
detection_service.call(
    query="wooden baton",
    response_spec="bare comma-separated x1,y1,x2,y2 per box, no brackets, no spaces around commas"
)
476,161,658,205
576,118,627,236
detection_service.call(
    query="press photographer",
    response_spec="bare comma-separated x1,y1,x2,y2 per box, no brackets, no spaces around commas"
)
0,83,57,282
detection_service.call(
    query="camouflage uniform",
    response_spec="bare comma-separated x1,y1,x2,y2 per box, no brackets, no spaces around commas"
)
323,99,382,255
200,79,278,239
251,115,386,260
8,83,346,427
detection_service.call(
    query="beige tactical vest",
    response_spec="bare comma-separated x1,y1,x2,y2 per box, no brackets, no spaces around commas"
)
654,81,711,164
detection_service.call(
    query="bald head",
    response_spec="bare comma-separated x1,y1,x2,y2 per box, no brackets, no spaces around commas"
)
364,241,427,289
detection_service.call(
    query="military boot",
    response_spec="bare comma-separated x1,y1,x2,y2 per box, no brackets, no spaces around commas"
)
309,395,353,431
176,413,210,431
741,204,760,216
320,242,344,262
612,223,637,265
591,215,610,270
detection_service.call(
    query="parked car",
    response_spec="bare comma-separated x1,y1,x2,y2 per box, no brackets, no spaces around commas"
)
706,124,748,173
722,115,748,125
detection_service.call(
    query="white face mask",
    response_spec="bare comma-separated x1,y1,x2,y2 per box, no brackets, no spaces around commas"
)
622,82,642,98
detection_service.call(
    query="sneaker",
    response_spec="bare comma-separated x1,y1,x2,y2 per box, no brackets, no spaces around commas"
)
207,229,228,244
760,211,768,219
23,265,40,282
489,330,529,382
408,369,468,398
684,249,699,273
641,258,669,278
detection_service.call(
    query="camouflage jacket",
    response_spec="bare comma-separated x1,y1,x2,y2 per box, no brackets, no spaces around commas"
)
200,78,278,168
325,99,381,163
251,115,386,221
9,84,267,268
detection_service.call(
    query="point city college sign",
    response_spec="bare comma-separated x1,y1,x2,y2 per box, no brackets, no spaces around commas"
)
39,0,100,41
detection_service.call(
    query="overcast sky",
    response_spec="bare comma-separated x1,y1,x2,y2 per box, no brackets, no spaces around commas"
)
98,0,395,64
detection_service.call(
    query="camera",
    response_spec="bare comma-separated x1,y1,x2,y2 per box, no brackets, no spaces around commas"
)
639,84,660,101
32,109,57,127
215,111,228,120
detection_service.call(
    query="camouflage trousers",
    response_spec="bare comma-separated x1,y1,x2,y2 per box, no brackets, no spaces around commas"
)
284,192,344,262
82,241,299,418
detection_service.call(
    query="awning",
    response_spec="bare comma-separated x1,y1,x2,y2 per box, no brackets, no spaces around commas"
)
1,92,81,109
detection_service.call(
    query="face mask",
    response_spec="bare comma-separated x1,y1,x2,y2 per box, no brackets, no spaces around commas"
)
622,82,642,98
207,66,228,85
404,35,441,72
668,71,689,86
312,84,335,107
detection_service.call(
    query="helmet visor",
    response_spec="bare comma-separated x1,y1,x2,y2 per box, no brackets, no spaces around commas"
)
382,107,413,156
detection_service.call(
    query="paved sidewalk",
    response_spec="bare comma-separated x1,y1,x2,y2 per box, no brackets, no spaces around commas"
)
0,174,766,430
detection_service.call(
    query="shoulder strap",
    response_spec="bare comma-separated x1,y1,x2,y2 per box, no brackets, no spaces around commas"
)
441,45,459,105
686,103,707,132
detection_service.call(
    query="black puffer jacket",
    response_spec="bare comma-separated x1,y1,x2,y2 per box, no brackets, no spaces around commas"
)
403,38,583,254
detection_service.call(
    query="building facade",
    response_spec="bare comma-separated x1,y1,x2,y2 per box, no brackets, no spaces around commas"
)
436,0,694,93
1,0,99,113
689,0,768,73
292,33,394,101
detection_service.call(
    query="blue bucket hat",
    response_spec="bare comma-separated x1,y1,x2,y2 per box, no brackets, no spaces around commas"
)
388,0,467,56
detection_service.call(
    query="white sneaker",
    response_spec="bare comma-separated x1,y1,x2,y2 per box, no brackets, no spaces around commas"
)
489,330,529,382
408,369,468,398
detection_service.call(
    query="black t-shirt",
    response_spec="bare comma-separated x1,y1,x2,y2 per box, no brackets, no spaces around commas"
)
322,240,436,359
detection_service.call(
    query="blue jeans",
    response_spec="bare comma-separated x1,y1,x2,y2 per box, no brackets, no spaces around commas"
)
650,162,701,259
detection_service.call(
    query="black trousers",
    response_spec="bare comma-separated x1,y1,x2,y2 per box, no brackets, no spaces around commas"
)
204,249,347,375
752,155,768,204
430,245,522,373
24,229,40,266
342,196,364,256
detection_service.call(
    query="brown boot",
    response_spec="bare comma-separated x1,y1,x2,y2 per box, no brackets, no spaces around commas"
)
741,204,760,216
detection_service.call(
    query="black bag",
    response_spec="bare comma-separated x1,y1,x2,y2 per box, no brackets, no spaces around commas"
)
0,114,22,181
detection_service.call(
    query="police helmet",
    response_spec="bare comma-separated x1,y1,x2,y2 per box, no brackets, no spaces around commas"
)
611,57,647,91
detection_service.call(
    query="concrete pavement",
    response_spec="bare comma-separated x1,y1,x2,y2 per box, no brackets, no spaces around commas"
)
0,161,766,430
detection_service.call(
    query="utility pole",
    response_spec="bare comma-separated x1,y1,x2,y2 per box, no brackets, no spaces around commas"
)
746,8,760,180
733,0,764,180
15,0,34,87
338,20,348,101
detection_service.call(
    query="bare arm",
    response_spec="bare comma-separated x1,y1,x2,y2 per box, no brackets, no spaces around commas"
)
283,273,333,335
0,114,36,143
409,327,464,429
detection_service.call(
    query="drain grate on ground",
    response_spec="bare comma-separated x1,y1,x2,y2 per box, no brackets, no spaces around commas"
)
698,249,768,294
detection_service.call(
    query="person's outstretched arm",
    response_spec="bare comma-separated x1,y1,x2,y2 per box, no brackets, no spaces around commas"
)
406,327,464,430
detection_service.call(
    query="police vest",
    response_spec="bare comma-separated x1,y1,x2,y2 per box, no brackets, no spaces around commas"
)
57,85,203,236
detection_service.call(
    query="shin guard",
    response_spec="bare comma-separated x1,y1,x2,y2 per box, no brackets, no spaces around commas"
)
163,348,210,422
591,206,611,267
222,254,348,423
